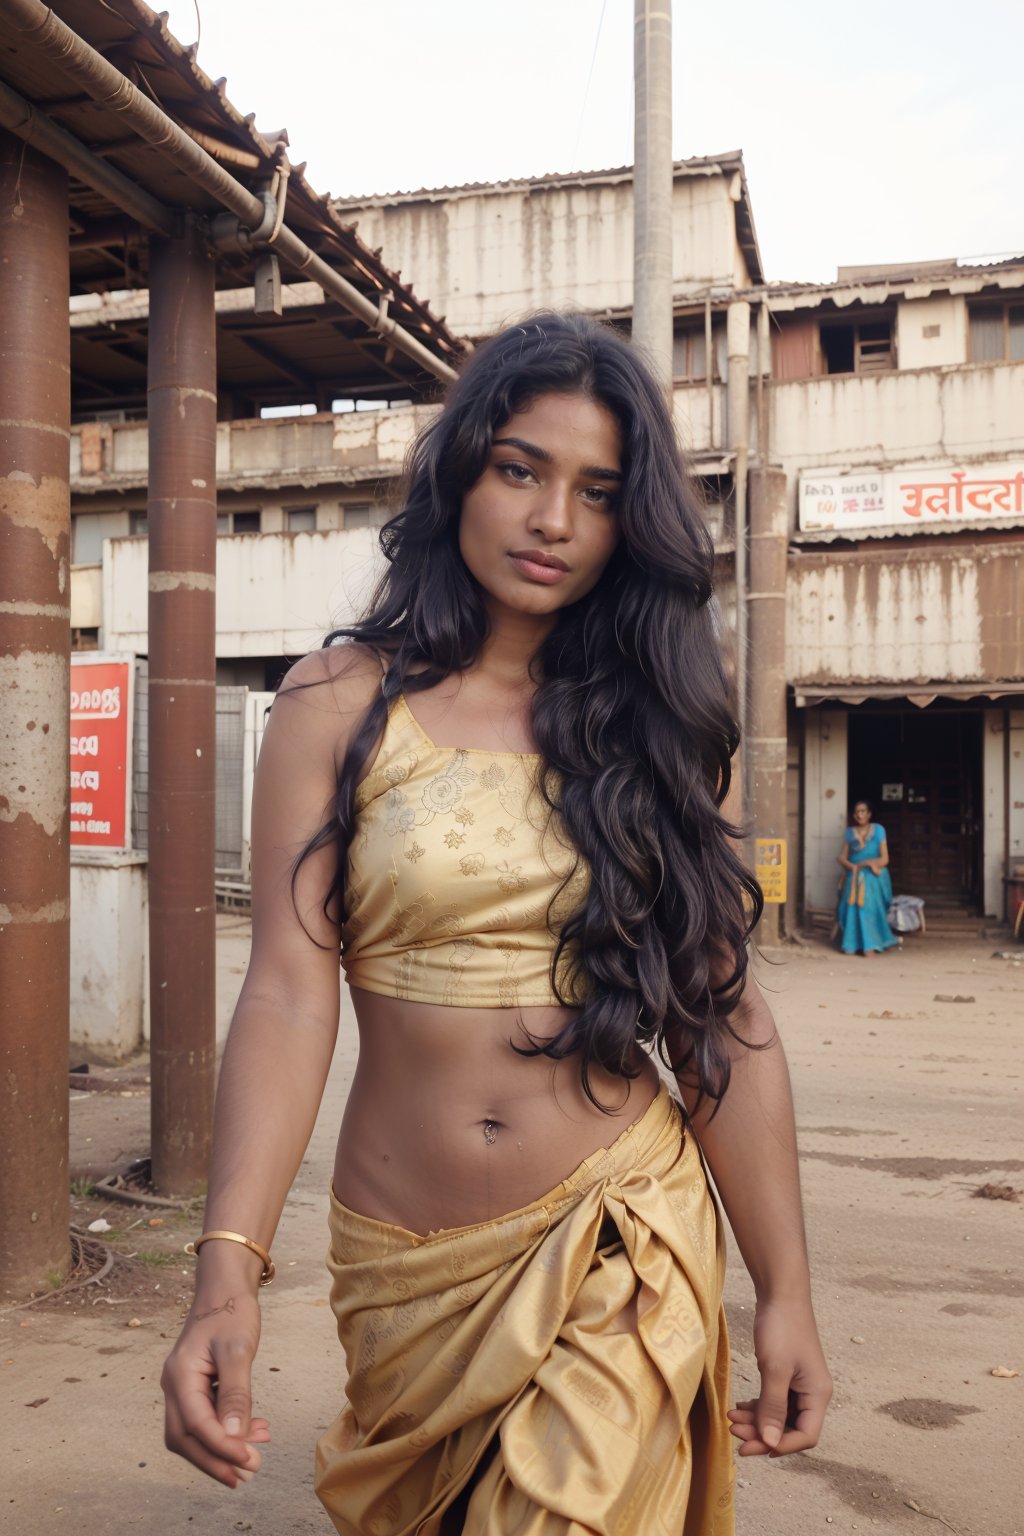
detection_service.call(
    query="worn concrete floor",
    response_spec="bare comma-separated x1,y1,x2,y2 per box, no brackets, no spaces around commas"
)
2,923,1020,1535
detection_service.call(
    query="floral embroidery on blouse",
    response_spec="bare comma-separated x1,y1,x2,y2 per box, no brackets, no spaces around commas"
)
478,763,507,790
420,750,476,819
384,788,416,837
404,841,426,863
459,853,485,876
444,830,467,849
493,825,515,847
496,861,529,894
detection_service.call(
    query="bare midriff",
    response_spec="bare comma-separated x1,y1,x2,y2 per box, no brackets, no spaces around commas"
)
332,988,661,1237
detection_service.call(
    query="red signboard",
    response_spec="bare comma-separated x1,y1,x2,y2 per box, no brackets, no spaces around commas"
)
70,656,133,850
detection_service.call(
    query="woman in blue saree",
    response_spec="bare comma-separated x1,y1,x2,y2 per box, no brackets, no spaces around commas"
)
836,801,898,954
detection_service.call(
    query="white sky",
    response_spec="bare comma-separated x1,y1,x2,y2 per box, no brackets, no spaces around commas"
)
164,0,1023,286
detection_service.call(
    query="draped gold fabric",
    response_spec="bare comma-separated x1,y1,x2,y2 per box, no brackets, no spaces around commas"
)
315,1085,735,1535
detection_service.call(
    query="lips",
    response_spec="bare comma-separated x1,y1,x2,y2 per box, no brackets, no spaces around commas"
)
509,549,569,571
508,550,571,586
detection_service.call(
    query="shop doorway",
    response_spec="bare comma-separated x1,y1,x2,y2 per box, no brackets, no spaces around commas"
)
847,709,983,910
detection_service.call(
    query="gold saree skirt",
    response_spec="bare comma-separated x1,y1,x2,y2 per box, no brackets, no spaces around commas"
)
315,1083,734,1535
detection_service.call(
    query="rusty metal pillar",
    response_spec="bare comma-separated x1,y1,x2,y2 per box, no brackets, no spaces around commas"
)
0,133,71,1295
147,219,217,1195
748,467,788,944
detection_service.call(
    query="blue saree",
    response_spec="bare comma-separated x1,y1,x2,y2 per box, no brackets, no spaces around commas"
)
837,824,898,954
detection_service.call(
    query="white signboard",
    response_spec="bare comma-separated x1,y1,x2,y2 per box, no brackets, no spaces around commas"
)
799,462,1024,533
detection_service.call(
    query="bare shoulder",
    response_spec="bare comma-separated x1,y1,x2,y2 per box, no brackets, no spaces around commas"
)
273,643,382,728
254,644,383,788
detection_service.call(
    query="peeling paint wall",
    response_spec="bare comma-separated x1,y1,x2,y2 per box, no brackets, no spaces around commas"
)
788,544,1023,685
343,176,743,336
73,403,434,494
771,360,1024,524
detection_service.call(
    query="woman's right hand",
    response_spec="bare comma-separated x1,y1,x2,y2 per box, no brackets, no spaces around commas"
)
161,1260,272,1488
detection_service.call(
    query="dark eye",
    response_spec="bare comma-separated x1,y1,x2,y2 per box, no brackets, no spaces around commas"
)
582,485,615,508
497,460,534,483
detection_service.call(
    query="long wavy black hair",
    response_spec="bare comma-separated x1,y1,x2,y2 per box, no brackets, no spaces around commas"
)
296,311,762,1106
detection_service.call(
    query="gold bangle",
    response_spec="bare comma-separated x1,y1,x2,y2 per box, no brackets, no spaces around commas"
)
185,1230,276,1286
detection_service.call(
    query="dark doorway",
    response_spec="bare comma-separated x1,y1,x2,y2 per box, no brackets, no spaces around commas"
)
847,709,983,910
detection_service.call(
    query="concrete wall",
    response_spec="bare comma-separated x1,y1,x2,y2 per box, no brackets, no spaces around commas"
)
104,526,386,658
771,359,1024,522
71,402,432,497
70,853,148,1064
342,173,746,336
896,294,967,370
787,543,1023,686
71,564,101,629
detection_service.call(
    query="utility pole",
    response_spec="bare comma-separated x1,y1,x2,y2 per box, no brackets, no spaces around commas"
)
633,0,673,391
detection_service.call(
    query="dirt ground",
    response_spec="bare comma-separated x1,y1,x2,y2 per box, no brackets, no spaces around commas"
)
2,919,1020,1536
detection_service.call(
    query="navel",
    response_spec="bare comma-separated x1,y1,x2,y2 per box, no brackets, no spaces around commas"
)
481,1118,501,1145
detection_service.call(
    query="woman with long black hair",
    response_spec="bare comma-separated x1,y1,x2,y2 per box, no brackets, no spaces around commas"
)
162,312,831,1532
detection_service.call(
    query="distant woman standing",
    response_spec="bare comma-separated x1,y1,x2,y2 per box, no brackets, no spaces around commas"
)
836,800,898,955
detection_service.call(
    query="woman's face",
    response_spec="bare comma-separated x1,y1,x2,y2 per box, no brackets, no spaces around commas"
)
458,391,623,623
853,802,871,825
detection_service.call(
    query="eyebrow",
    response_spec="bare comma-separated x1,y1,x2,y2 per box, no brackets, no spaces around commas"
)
492,435,622,483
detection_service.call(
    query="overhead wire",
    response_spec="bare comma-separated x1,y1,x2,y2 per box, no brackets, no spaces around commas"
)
571,0,609,170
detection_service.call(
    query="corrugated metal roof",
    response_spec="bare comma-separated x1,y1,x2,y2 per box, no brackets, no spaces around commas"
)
0,0,462,396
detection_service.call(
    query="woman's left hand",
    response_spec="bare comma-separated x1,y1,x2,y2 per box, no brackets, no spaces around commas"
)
727,1295,832,1456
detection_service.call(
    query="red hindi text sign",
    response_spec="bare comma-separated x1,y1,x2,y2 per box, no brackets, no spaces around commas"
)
70,657,132,849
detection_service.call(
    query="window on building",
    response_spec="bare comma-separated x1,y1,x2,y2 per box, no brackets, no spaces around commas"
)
672,322,727,383
969,303,1024,363
344,502,388,530
286,506,317,532
820,319,894,375
129,511,148,537
673,327,708,382
217,509,262,535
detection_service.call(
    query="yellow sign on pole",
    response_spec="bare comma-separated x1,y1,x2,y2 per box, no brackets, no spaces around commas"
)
755,838,787,904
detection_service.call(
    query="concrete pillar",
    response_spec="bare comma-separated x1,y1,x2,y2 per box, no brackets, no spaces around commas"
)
0,133,71,1294
748,467,788,942
147,221,217,1195
633,0,673,390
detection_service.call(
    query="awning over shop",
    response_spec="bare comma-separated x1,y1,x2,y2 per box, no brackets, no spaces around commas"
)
793,682,1024,708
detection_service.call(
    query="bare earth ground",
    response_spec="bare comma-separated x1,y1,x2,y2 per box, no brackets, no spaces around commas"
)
2,918,1020,1536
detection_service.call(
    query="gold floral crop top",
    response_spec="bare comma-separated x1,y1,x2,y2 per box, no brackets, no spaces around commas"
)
341,693,590,1008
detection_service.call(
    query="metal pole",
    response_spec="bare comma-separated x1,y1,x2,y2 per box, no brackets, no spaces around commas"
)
727,300,751,816
147,221,218,1196
747,468,789,943
633,0,673,391
0,132,71,1295
704,294,714,448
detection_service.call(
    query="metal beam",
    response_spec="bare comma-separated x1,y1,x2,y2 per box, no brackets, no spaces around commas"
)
224,326,313,390
0,75,174,236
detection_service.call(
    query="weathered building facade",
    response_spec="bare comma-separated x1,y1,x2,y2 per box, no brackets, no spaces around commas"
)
70,157,1024,932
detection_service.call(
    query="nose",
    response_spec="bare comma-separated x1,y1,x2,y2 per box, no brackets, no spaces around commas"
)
527,480,574,541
